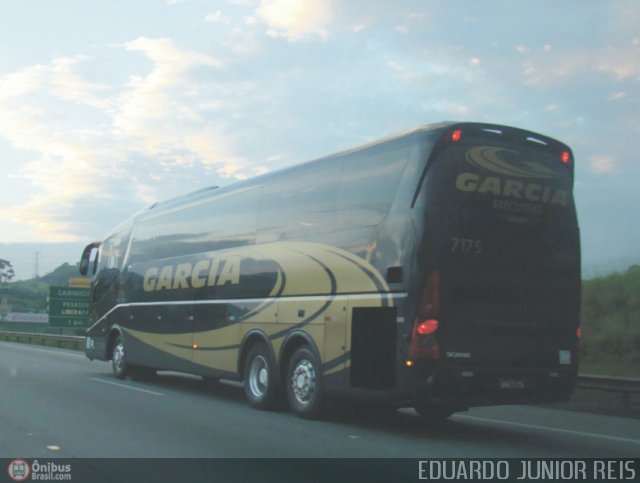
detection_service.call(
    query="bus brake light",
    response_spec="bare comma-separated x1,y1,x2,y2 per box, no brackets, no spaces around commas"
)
451,129,462,142
576,326,582,339
417,319,439,335
419,271,440,316
408,272,441,360
561,151,571,164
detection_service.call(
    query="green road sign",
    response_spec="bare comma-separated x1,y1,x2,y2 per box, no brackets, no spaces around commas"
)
49,286,90,328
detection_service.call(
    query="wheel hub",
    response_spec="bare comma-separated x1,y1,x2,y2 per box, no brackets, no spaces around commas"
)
259,367,268,386
291,360,315,404
249,355,268,397
113,343,125,373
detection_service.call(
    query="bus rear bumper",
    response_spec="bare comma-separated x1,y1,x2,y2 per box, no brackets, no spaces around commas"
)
398,365,577,408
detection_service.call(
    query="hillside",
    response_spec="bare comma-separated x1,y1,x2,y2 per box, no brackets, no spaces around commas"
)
40,262,84,286
0,263,83,313
580,265,640,376
0,278,49,313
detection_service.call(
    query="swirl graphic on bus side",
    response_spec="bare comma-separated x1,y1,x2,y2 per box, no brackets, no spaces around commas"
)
465,146,557,179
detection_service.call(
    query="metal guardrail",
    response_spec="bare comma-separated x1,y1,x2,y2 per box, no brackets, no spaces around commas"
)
576,373,640,411
577,374,640,393
0,330,84,351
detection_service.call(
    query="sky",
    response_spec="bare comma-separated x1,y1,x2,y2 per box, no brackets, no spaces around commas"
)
0,0,639,279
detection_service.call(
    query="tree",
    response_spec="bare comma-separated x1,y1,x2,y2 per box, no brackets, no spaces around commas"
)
0,259,15,287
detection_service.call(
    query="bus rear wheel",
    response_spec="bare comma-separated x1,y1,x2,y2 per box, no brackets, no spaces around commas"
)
243,343,279,410
286,346,325,419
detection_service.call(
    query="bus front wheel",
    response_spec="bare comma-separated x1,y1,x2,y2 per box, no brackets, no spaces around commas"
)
243,343,279,410
286,346,325,419
111,335,130,380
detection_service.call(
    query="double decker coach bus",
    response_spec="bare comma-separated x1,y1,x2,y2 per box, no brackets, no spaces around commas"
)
80,122,580,419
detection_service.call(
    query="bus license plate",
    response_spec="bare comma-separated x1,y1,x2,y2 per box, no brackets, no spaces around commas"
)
499,379,525,389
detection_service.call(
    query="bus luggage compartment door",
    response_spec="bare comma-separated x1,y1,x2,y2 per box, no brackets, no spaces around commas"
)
349,307,397,390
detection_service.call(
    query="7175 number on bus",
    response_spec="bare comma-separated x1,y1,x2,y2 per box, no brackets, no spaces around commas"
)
450,237,483,254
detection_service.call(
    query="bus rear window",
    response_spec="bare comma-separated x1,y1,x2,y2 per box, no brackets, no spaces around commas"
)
425,140,577,223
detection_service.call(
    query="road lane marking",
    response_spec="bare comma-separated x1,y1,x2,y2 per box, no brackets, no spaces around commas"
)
455,414,640,445
89,377,165,396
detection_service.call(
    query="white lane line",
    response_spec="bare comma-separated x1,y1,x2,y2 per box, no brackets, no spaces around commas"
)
89,377,165,396
0,341,85,358
455,414,640,445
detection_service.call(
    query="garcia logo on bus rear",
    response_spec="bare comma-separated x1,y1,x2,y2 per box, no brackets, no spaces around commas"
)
455,146,569,207
465,146,556,179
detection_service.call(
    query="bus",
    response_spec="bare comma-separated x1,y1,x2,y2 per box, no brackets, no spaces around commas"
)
80,122,580,419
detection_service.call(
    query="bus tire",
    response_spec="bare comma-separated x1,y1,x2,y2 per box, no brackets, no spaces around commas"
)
111,334,130,380
243,343,279,410
286,346,325,419
413,403,455,421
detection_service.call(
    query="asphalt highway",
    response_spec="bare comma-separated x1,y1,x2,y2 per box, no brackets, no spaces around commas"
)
2,341,639,459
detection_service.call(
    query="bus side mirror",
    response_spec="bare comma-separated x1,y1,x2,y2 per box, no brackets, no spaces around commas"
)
80,242,100,276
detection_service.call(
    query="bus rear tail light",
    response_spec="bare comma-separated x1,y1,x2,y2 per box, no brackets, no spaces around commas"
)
408,272,441,360
417,319,439,335
419,271,440,315
576,326,582,340
451,129,462,142
408,318,440,360
561,151,571,164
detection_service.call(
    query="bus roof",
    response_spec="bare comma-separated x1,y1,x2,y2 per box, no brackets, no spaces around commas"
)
126,121,571,230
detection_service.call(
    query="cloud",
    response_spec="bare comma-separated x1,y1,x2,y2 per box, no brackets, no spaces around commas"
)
387,59,472,84
589,155,617,174
113,37,226,155
221,26,265,55
0,125,106,241
607,91,626,101
0,1,638,256
204,10,224,23
520,43,640,87
0,65,45,101
0,38,250,242
50,57,111,109
256,0,334,40
184,127,245,171
0,70,116,241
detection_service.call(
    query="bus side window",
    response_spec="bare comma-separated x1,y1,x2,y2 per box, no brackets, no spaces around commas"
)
258,163,341,241
98,236,121,272
338,142,411,228
133,187,260,261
